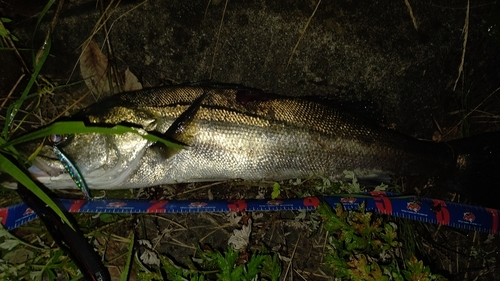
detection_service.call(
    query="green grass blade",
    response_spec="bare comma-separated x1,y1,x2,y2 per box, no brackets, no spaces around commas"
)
120,233,135,281
0,18,17,41
1,37,52,139
0,152,75,230
32,0,56,50
0,136,19,157
0,121,185,151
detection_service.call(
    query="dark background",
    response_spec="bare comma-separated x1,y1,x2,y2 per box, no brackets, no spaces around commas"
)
2,0,499,138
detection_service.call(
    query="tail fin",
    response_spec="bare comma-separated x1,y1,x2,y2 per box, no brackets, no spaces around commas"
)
447,131,500,209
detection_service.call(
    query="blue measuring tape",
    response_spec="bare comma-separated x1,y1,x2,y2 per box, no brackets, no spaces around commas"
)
1,191,498,234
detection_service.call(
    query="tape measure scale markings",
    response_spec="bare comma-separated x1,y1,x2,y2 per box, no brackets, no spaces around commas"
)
1,194,499,234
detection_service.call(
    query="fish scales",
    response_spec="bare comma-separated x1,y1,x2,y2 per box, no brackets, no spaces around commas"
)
29,85,455,190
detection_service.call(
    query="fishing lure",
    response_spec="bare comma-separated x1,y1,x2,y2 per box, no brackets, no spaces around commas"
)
49,134,93,198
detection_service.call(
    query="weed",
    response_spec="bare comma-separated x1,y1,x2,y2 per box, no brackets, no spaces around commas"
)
318,202,446,281
0,17,18,43
134,245,281,281
0,229,81,281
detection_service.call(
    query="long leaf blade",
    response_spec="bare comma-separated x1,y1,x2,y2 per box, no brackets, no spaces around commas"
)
0,121,185,151
2,38,52,139
0,153,75,230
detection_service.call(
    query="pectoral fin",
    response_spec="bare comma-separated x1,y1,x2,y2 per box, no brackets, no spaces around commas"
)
151,90,208,158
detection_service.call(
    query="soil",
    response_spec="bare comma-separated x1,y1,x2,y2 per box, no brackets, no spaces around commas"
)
1,0,500,280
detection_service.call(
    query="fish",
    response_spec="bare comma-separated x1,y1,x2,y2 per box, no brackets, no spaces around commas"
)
24,84,500,207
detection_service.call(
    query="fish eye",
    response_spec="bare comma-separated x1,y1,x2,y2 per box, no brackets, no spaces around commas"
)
48,134,67,145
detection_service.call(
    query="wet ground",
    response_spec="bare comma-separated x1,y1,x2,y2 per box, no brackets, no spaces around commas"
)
1,0,500,280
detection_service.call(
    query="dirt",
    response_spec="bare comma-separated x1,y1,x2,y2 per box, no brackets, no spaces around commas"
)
1,0,500,280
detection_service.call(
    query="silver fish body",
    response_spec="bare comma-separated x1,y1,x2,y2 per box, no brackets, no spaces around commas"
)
28,85,456,190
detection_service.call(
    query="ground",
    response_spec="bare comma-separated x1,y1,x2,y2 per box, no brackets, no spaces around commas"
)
1,0,500,280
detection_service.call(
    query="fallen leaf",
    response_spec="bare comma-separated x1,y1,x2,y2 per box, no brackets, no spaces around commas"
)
3,247,33,263
228,218,252,250
139,249,160,266
227,211,242,225
79,40,110,98
122,67,142,91
0,238,20,250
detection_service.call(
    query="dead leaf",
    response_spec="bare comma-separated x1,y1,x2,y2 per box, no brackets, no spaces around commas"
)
122,67,142,91
3,248,33,263
227,212,242,225
236,250,250,265
432,131,442,142
79,40,110,98
228,218,252,250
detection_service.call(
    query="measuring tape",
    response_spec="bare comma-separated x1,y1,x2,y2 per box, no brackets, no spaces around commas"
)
1,191,498,234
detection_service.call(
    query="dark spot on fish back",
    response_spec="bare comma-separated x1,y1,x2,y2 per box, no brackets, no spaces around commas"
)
236,90,276,105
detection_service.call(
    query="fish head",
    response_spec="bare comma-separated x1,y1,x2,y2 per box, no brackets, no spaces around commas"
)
27,130,151,190
25,95,164,190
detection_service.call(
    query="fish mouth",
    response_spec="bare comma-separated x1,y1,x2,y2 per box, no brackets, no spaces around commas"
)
19,141,64,180
29,156,66,178
0,156,74,190
27,164,52,179
27,149,148,190
27,157,77,189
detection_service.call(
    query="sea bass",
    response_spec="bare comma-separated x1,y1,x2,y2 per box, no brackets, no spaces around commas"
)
26,85,500,206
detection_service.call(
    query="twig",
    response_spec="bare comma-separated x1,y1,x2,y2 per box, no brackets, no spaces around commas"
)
464,231,478,280
453,0,469,91
48,90,92,123
34,0,65,69
68,0,146,86
432,224,442,241
209,0,229,79
0,74,25,109
320,230,328,263
152,215,188,230
199,227,227,243
286,0,321,70
444,86,500,138
404,0,418,30
163,239,197,250
99,0,122,95
283,234,301,280
167,180,230,198
0,20,29,72
204,0,212,20
294,268,308,280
